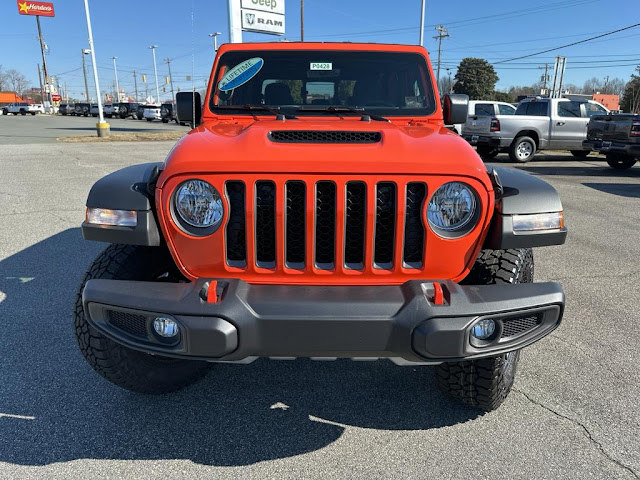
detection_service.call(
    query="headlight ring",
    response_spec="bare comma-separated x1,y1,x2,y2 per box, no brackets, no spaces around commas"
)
427,182,479,238
172,179,224,236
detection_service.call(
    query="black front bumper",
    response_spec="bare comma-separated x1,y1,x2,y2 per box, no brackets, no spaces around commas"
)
82,279,564,364
583,139,640,157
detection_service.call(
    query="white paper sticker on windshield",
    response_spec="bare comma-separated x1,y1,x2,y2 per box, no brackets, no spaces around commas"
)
218,57,264,91
310,62,332,71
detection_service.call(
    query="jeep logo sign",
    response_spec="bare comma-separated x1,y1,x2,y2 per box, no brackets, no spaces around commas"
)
240,0,285,35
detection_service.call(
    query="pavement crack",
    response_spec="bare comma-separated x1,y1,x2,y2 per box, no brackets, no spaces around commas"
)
514,388,639,479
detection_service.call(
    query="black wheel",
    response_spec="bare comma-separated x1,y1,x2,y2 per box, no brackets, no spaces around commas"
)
606,153,637,170
73,244,212,394
20,110,26,115
146,118,153,122
570,150,590,158
161,118,168,123
436,248,533,411
477,146,500,160
31,112,36,116
509,136,536,163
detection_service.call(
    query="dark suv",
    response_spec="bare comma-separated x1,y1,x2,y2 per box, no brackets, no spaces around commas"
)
117,102,140,119
75,103,90,117
160,102,177,123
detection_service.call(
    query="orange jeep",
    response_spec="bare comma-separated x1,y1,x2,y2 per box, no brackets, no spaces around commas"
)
75,43,567,411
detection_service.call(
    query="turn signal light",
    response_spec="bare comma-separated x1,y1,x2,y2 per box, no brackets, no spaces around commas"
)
86,207,137,227
512,211,564,232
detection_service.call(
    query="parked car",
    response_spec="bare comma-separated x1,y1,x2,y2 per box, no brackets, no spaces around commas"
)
76,42,567,413
59,103,75,115
143,104,162,121
136,104,150,120
462,97,609,162
75,103,90,116
4,102,40,115
583,114,640,170
103,104,115,118
450,100,516,138
117,102,140,119
90,104,99,117
160,103,177,123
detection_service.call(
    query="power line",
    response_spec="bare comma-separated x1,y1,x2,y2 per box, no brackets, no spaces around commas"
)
494,23,640,63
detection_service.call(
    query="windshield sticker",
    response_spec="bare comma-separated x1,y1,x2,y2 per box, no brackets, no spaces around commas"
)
310,62,332,71
218,57,264,91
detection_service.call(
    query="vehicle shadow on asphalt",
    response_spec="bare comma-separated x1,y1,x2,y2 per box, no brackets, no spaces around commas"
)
0,228,480,467
582,182,640,198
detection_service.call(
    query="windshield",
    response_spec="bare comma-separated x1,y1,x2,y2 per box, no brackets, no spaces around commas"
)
210,50,436,117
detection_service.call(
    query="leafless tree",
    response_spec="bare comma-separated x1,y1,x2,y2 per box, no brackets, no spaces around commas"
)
0,65,7,91
5,69,30,96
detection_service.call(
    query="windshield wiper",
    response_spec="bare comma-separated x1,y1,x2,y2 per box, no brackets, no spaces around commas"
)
297,106,390,122
215,104,297,119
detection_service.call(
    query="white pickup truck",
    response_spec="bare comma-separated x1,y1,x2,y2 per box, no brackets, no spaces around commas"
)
463,97,608,162
3,102,41,115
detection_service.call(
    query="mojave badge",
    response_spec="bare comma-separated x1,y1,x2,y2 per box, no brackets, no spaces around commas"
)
218,57,264,91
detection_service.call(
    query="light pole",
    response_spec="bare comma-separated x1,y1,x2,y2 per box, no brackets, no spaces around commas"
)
419,0,426,46
82,49,91,102
112,56,120,103
165,58,176,106
149,45,160,103
82,0,108,136
209,32,222,53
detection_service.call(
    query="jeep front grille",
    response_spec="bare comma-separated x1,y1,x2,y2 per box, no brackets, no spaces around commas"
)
224,179,428,273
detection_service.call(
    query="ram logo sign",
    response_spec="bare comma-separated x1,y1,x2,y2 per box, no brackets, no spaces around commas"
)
240,0,285,35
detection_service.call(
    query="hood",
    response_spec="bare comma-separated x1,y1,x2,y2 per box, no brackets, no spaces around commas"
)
158,118,489,187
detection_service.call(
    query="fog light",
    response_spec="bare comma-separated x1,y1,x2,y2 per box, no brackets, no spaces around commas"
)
471,319,496,340
153,317,178,338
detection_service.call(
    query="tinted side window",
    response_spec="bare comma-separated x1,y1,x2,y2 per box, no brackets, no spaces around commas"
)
498,104,516,115
516,101,547,116
474,103,494,116
557,101,581,117
585,103,607,117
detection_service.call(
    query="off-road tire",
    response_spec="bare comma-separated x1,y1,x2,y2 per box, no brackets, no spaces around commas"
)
73,244,212,394
477,146,500,160
509,136,536,163
570,150,590,158
606,153,637,170
436,248,533,411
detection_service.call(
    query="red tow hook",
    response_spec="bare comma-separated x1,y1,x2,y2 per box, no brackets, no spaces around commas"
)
432,282,445,305
206,280,218,303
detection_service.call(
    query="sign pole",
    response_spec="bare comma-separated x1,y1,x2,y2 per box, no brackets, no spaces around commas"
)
228,0,242,43
35,15,52,112
82,0,109,136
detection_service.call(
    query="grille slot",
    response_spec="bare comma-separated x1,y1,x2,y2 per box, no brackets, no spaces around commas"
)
107,310,148,337
403,182,427,267
225,181,247,266
286,181,306,268
374,182,396,268
269,130,382,144
501,314,542,339
255,181,276,268
344,182,366,268
315,181,336,268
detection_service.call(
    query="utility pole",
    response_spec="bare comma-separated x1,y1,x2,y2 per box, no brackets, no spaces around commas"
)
149,45,160,103
301,0,304,41
209,32,222,53
35,16,52,112
540,63,549,94
37,64,44,104
419,0,426,46
603,75,609,94
133,70,139,102
112,56,120,103
83,0,108,135
165,58,176,105
82,49,91,102
433,25,449,87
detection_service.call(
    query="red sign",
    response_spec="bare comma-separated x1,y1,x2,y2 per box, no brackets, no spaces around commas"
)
17,1,55,17
51,94,61,101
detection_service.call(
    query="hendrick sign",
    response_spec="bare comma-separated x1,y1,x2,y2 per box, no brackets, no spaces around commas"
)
17,0,55,17
241,8,285,35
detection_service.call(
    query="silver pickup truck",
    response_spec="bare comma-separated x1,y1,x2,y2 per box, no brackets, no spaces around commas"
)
463,97,608,162
583,114,640,170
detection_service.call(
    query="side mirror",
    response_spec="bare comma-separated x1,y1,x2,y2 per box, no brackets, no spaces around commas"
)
443,94,469,125
176,91,202,127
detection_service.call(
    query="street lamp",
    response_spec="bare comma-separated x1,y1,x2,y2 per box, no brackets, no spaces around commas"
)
149,45,160,103
82,0,108,136
209,32,222,52
112,56,120,103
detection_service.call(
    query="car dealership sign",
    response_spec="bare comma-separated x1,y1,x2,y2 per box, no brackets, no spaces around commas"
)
240,0,284,35
17,0,55,17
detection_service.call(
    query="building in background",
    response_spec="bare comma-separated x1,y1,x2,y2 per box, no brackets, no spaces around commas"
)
592,94,620,111
0,92,26,105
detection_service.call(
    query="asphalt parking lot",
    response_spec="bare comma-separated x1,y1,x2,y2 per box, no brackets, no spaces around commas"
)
0,114,185,145
0,141,639,479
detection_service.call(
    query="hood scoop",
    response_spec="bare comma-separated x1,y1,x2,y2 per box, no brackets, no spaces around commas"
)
268,130,382,144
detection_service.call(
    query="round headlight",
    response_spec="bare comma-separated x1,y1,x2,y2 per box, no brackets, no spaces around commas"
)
427,182,477,235
174,179,223,230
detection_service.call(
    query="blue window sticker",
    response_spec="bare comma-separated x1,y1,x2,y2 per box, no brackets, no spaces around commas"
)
218,57,264,91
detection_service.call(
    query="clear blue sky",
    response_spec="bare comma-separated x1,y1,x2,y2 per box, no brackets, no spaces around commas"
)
1,0,638,101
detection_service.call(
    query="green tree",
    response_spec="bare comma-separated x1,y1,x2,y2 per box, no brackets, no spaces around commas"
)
453,58,499,100
491,91,513,103
621,66,640,113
